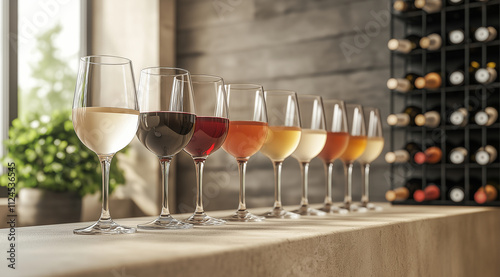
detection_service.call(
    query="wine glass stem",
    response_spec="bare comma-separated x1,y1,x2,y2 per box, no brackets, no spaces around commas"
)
194,159,206,214
98,154,114,221
237,159,247,211
300,162,310,206
272,161,283,209
323,162,334,205
343,162,353,209
159,158,172,216
361,163,370,206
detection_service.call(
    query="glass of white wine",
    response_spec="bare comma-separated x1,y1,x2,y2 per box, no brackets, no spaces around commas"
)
72,55,139,235
260,90,302,219
291,95,327,216
357,107,384,211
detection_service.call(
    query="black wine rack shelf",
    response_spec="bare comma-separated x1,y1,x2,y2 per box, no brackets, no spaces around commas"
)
389,0,500,206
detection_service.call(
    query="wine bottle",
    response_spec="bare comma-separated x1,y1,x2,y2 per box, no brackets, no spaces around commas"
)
385,142,422,163
448,0,464,5
393,0,418,12
446,180,465,202
414,0,442,13
414,146,442,164
448,70,465,86
385,178,422,201
474,180,499,204
449,29,465,45
474,107,498,126
414,182,441,202
449,146,468,164
388,35,421,54
415,105,446,128
471,145,498,165
475,62,498,84
387,73,420,93
419,33,442,51
474,26,497,42
449,107,469,126
414,72,442,89
387,106,422,126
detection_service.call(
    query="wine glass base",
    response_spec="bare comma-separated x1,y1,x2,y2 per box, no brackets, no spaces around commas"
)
223,210,265,222
73,219,136,235
185,212,226,226
137,215,193,230
262,207,301,219
319,204,349,215
292,205,326,216
362,203,383,211
341,204,368,213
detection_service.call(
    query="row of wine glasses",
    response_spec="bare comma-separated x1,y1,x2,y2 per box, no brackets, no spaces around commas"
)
72,55,384,235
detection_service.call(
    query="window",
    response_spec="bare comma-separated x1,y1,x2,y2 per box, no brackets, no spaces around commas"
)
18,0,84,118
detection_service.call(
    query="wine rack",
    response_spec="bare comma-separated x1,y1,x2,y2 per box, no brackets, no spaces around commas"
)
389,0,500,206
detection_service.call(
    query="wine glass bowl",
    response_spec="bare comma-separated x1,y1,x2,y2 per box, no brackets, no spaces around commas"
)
183,75,229,225
222,84,268,222
291,95,327,216
72,55,139,235
136,67,196,230
260,90,302,219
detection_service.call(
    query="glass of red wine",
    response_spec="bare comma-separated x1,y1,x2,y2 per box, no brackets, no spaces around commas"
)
136,67,196,230
183,75,229,225
222,84,268,222
72,55,139,235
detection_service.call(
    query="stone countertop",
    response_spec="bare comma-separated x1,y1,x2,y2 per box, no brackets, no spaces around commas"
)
1,203,499,277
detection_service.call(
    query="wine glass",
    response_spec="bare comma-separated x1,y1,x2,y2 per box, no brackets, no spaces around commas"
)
260,90,302,219
339,104,367,212
318,100,350,214
291,95,327,216
357,107,384,211
222,84,268,222
183,75,229,225
136,67,196,229
72,55,139,235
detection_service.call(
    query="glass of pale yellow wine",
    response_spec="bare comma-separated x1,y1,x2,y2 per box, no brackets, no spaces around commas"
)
291,95,327,216
260,90,302,219
339,104,367,212
357,107,384,211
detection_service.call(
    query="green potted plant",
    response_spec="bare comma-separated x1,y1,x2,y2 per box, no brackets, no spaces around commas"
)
0,110,127,226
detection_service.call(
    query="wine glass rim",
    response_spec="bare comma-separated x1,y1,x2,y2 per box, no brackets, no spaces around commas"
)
297,94,323,99
81,55,132,65
190,74,224,83
141,66,190,76
226,83,263,90
264,89,297,95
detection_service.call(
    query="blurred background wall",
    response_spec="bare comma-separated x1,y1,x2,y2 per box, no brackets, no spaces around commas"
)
173,0,393,212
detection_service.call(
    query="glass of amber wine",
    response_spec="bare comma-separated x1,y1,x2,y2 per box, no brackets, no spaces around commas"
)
260,90,302,219
291,95,327,216
222,84,268,222
357,107,384,210
318,100,350,214
339,104,367,212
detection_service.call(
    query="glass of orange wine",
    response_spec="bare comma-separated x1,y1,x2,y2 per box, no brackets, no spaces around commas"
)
357,107,384,211
291,95,327,216
260,90,302,219
222,84,268,222
318,100,350,214
339,104,367,212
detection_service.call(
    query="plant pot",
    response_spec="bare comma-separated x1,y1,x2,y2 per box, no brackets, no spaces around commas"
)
18,188,82,226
